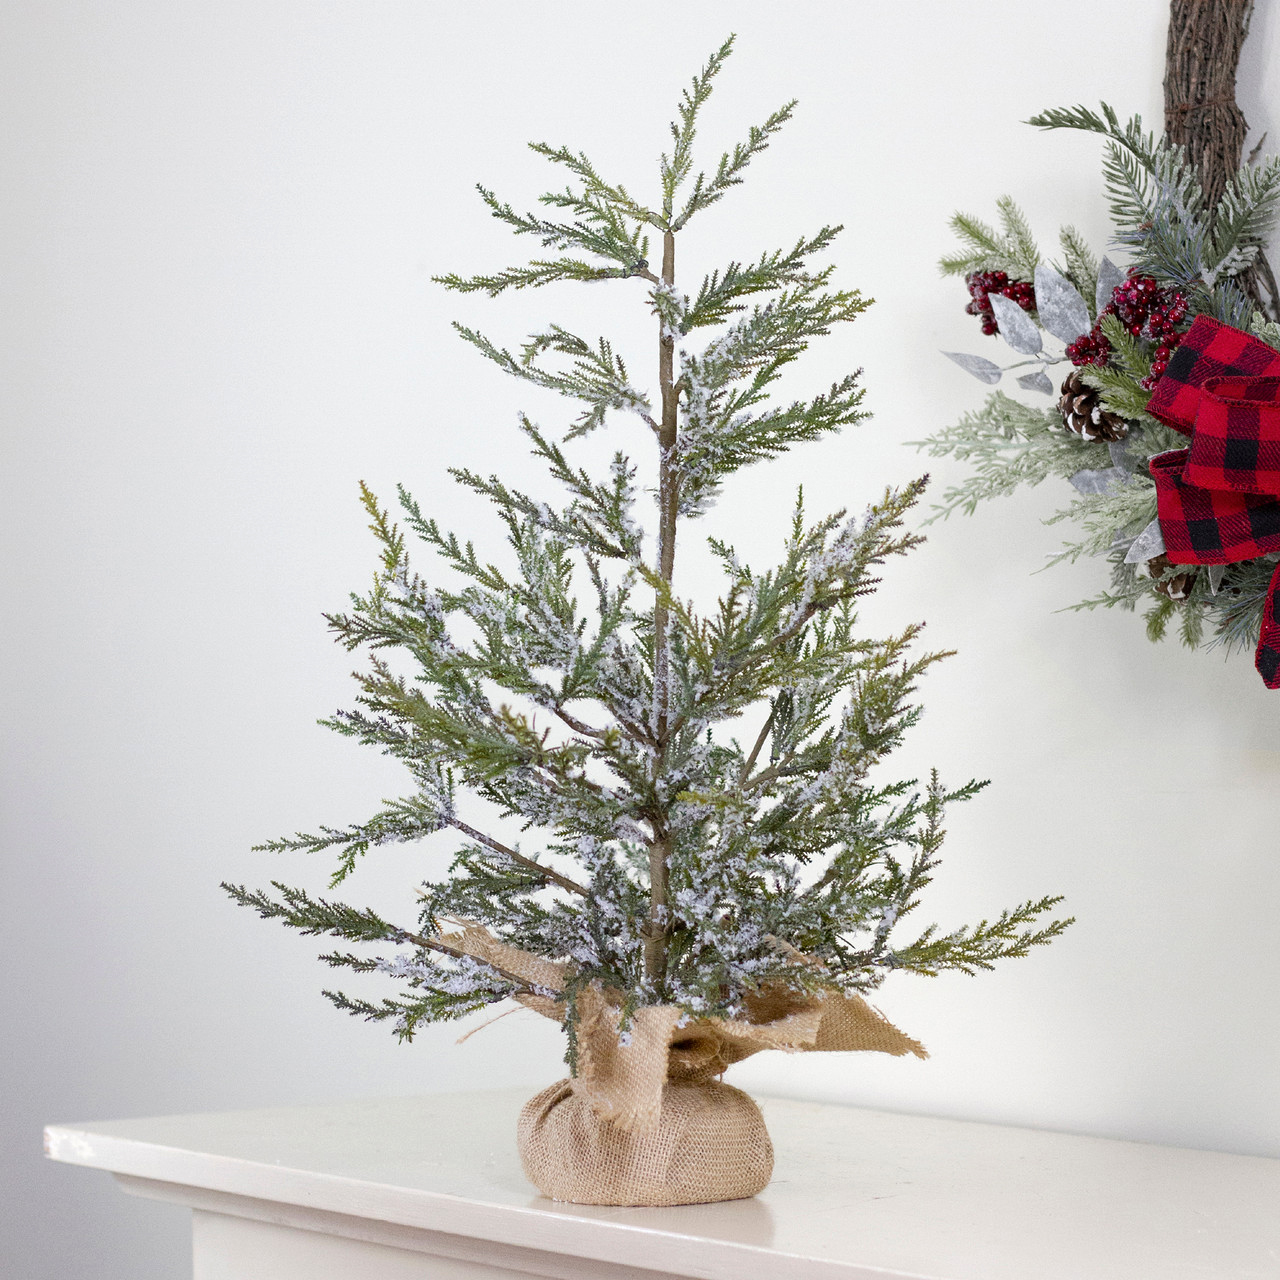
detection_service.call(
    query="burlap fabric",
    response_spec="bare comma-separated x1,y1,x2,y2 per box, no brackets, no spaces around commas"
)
519,1079,772,1206
434,924,927,1206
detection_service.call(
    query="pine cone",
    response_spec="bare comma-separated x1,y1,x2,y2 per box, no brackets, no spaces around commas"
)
1147,553,1196,600
1058,370,1129,442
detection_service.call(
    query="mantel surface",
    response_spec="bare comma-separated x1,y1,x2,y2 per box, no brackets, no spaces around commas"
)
45,1088,1280,1280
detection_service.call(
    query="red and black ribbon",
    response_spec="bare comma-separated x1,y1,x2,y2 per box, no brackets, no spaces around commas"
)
1145,314,1280,687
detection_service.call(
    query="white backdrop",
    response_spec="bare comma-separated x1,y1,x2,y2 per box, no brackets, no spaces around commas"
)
4,3,1279,1276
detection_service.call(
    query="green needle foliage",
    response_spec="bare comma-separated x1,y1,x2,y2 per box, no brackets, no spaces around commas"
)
1027,102,1280,323
227,37,1070,1046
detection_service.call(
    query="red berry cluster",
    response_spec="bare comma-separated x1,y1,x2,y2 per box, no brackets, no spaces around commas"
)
965,270,1036,336
1065,273,1190,389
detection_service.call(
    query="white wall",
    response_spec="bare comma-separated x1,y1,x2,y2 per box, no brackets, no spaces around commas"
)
4,3,1278,1276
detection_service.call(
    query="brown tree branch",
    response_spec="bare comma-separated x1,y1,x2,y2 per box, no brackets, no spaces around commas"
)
447,816,590,896
739,704,778,783
743,750,802,793
553,706,607,739
399,928,544,992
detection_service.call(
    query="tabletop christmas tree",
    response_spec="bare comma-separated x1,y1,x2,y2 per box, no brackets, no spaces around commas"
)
226,37,1069,1207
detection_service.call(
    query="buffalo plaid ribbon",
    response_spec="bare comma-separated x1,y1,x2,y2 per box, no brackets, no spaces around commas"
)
1145,314,1280,687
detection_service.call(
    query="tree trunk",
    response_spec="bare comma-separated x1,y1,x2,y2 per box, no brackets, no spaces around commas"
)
645,227,679,989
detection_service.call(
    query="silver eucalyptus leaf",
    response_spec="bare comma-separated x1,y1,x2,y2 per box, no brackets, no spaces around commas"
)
1208,563,1226,594
988,292,1043,354
1033,265,1091,344
1096,257,1125,316
1123,517,1166,564
1016,370,1055,395
942,350,1002,384
1069,467,1129,495
1108,434,1140,472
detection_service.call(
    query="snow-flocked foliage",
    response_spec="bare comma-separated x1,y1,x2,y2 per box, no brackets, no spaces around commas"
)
226,37,1069,1047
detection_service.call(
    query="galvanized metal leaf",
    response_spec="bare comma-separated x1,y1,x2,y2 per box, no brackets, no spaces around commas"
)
1096,256,1125,316
942,351,1002,384
1208,563,1226,594
1016,370,1055,395
1033,265,1091,344
988,293,1042,354
1108,437,1135,471
1069,467,1129,495
1123,517,1166,564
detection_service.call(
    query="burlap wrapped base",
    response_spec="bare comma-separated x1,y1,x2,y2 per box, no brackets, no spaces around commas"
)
518,1078,772,1206
431,924,927,1207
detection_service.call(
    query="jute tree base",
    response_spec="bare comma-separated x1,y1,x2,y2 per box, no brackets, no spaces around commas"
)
428,926,926,1205
518,1078,773,1207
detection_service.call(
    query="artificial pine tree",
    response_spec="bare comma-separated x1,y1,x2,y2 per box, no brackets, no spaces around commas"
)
226,37,1069,1204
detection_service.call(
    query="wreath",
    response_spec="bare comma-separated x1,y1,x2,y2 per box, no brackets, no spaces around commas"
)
918,1,1280,686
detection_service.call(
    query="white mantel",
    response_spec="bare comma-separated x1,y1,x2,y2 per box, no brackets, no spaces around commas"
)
44,1088,1280,1279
